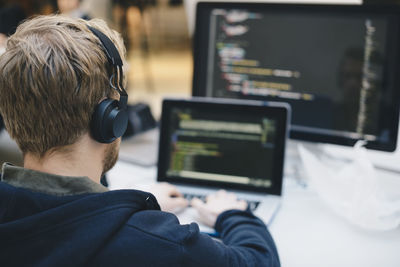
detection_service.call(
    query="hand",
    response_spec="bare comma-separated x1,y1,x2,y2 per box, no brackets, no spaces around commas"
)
191,190,248,228
148,182,188,213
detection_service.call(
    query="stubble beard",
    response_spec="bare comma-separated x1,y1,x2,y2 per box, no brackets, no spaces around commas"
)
102,139,120,176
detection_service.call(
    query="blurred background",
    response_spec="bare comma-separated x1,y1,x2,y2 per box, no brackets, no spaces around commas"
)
1,0,398,167
0,0,193,165
0,0,193,115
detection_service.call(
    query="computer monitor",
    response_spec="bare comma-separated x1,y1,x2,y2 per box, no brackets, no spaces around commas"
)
192,2,400,152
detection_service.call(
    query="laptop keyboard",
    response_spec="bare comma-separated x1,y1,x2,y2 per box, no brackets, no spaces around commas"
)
183,193,260,212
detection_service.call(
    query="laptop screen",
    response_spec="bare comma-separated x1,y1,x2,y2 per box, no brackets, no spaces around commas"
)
157,98,289,195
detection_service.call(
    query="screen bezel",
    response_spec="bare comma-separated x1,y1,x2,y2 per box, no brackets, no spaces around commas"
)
157,98,289,195
192,2,400,152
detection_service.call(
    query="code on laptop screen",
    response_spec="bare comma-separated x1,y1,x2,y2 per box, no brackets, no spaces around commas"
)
165,106,277,188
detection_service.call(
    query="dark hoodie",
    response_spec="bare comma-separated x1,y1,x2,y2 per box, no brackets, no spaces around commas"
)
0,163,280,267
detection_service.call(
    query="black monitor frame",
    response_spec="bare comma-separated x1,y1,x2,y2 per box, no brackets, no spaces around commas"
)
192,2,400,152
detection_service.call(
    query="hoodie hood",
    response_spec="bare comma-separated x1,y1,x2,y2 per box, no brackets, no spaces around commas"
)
0,164,160,266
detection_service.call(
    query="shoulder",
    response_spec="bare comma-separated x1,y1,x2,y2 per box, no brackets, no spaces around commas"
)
126,210,200,244
90,210,203,266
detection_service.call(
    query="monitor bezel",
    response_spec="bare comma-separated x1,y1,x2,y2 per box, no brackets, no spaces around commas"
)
157,98,289,195
192,2,400,152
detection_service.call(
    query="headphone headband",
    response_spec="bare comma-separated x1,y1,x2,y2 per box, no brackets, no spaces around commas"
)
88,26,127,107
87,25,128,143
88,26,123,66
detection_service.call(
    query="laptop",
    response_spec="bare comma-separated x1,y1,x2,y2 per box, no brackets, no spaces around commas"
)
157,98,290,234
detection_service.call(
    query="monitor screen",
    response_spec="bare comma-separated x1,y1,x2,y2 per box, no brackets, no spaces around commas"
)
192,3,400,151
158,99,288,194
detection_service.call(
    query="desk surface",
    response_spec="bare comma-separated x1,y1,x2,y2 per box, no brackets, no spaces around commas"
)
108,159,400,267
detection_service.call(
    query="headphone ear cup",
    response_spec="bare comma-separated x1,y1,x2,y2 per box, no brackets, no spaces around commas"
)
91,99,128,143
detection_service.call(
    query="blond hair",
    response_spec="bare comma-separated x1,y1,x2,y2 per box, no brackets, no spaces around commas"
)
0,15,126,157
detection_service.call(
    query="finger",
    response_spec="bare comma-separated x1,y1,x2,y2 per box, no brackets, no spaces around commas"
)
216,190,227,196
206,190,223,202
238,200,248,210
164,183,183,197
206,193,215,203
216,190,229,200
191,197,216,227
227,192,236,200
191,198,210,219
191,197,205,209
171,197,189,209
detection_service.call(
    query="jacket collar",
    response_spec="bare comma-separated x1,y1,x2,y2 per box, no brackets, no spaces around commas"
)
0,162,108,196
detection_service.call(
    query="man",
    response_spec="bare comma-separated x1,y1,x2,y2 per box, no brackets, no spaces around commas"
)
57,0,90,20
0,15,280,266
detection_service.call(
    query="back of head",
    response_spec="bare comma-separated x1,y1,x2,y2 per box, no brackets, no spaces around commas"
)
0,15,125,158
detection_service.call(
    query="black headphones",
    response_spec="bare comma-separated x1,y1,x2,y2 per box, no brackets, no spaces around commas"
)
87,26,128,143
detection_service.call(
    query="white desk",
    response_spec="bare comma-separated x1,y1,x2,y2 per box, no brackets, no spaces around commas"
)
108,159,400,267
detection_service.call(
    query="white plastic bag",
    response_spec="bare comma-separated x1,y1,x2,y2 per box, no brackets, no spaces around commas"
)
298,142,400,231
